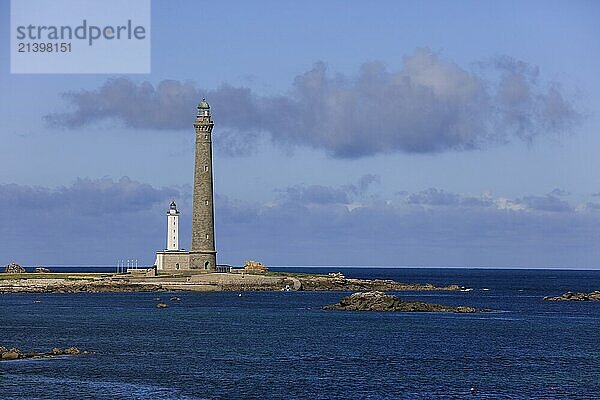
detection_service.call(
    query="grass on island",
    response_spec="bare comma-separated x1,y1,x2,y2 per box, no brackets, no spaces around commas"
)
153,270,330,279
261,270,330,278
0,273,111,281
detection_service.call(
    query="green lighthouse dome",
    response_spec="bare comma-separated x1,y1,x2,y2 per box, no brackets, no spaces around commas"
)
198,98,210,109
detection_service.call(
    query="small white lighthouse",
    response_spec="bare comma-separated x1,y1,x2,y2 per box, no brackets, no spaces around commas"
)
155,201,188,271
167,201,179,251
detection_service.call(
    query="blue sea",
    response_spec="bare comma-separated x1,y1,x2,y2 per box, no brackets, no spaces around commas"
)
1,267,599,399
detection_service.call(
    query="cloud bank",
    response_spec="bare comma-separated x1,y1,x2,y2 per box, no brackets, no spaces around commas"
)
2,178,600,267
0,178,180,265
0,177,178,215
216,186,600,267
45,49,581,158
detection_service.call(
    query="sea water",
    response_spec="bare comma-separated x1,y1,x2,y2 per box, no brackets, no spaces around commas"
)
1,268,599,399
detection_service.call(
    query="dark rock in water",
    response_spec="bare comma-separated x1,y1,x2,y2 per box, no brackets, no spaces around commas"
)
0,346,88,361
544,291,600,301
34,267,51,273
323,291,486,313
64,347,81,355
50,347,63,355
1,347,21,360
169,296,181,301
4,263,25,274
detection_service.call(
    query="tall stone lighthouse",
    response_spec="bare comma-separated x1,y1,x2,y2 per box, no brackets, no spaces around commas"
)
190,98,217,271
154,99,217,273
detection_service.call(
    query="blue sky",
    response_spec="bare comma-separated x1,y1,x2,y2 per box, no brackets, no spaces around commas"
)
1,0,600,268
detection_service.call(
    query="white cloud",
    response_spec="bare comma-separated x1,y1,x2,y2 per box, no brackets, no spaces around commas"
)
45,49,582,158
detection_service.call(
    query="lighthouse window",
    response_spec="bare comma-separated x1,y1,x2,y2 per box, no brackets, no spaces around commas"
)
205,135,208,140
205,200,209,206
204,165,209,172
206,234,209,239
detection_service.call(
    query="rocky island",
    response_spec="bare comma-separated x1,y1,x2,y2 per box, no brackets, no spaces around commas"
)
0,265,464,294
544,291,600,301
323,291,487,312
0,346,90,361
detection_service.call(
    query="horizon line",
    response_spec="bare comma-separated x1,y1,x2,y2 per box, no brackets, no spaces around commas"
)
8,264,600,271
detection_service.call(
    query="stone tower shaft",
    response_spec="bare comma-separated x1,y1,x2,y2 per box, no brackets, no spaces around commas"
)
190,99,217,270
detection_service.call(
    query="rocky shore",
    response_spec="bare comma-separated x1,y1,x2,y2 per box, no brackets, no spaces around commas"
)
0,277,164,294
295,274,462,292
0,271,464,294
0,346,91,361
323,291,486,313
544,291,600,301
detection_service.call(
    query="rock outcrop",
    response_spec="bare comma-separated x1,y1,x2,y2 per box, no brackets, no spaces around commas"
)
0,272,464,294
0,347,20,360
323,291,485,313
0,346,89,361
34,267,51,273
0,279,164,294
4,263,25,274
299,275,462,292
544,291,600,301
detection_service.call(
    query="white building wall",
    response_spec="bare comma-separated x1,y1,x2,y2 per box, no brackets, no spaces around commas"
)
155,253,164,270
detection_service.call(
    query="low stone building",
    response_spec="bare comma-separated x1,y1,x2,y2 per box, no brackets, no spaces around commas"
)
154,250,190,272
127,267,158,277
243,260,269,272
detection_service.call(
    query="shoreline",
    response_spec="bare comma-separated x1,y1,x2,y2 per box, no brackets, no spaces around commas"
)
0,271,464,294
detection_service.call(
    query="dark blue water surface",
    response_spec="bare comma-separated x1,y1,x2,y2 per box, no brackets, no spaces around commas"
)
1,268,599,399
